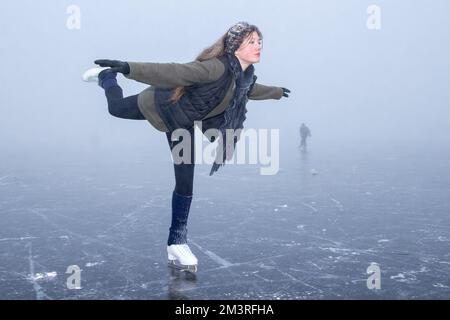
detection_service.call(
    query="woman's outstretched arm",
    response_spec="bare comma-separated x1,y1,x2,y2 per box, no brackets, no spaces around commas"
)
95,58,225,88
248,83,290,100
125,59,225,88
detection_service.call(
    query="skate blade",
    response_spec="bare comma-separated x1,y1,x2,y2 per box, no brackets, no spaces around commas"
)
168,260,198,273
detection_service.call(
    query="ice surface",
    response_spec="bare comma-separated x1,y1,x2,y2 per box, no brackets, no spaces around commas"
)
0,143,449,299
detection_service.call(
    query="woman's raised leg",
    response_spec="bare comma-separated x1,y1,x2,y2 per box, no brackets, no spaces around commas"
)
98,69,145,120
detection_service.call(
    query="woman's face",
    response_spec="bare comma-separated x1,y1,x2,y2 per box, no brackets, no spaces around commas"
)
234,31,262,65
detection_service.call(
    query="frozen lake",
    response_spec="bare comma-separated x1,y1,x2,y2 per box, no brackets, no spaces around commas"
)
0,140,449,299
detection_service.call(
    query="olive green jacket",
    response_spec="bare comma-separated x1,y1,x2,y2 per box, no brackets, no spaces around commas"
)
125,57,284,132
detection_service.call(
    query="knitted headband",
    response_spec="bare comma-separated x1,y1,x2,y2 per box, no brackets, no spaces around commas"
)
225,21,257,54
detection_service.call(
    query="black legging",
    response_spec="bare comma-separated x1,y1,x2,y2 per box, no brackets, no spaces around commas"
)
105,86,195,196
105,86,146,120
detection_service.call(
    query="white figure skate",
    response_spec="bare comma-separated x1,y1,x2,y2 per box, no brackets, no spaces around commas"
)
167,244,198,273
82,67,109,82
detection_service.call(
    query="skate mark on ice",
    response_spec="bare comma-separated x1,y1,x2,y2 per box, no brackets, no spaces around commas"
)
301,202,318,213
0,236,39,242
250,265,334,297
0,235,70,242
202,254,286,272
189,240,233,267
257,264,329,296
308,235,342,247
330,198,344,211
277,269,298,281
99,200,166,236
309,261,323,270
29,208,149,259
0,175,10,185
26,243,53,300
252,273,271,282
98,208,141,236
118,184,144,190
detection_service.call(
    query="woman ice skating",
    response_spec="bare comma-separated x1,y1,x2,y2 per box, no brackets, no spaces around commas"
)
83,21,291,273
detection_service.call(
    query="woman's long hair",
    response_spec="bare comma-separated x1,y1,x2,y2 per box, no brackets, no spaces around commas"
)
169,26,262,103
168,32,227,103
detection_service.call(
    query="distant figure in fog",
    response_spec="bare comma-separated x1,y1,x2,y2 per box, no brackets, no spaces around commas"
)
299,123,311,150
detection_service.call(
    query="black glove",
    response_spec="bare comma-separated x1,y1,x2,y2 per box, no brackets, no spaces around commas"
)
282,87,291,98
94,59,130,75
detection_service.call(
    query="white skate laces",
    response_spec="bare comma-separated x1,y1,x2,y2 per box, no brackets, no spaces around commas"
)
167,244,198,272
82,67,109,82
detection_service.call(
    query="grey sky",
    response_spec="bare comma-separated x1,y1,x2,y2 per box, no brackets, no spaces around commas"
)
0,0,449,156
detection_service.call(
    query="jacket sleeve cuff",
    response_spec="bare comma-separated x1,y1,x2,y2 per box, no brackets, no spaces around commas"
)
124,62,139,80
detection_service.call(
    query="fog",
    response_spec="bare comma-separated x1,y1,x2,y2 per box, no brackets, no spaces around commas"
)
1,0,449,159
